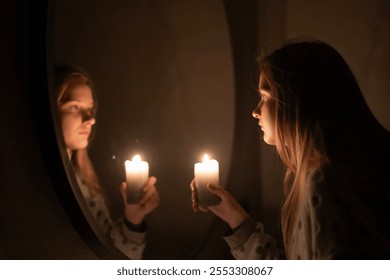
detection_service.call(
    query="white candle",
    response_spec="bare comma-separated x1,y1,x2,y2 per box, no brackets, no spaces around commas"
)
124,154,149,204
194,154,220,207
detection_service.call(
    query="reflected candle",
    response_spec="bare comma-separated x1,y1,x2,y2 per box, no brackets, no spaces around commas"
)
194,154,220,207
124,155,149,204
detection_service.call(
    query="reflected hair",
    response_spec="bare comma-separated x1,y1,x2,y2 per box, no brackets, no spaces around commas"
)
258,38,390,258
55,65,101,196
55,65,98,116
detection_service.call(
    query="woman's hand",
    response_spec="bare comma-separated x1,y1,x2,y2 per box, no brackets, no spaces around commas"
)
120,176,160,226
190,178,204,212
190,179,248,229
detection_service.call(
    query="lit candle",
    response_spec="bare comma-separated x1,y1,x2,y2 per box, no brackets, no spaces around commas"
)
124,154,149,204
194,154,220,207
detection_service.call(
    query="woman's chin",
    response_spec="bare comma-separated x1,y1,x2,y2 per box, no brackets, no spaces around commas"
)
262,134,276,146
67,141,89,151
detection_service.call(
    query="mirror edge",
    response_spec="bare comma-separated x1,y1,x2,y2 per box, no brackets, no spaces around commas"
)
43,0,128,260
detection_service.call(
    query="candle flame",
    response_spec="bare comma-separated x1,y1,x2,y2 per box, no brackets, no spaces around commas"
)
203,154,210,162
132,154,141,161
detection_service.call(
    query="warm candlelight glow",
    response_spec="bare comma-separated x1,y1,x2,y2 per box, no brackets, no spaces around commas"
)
132,154,141,162
125,154,149,204
194,153,220,207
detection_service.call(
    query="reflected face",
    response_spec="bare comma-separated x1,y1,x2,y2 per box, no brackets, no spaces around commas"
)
58,85,96,152
252,73,276,145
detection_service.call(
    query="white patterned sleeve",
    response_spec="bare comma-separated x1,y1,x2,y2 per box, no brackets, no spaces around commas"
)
90,196,147,260
109,218,146,260
223,218,285,259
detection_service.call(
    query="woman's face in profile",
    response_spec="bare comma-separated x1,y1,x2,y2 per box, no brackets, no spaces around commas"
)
252,72,276,145
58,85,96,152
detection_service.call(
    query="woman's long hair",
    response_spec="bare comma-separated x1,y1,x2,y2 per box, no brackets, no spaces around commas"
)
55,65,101,196
259,38,390,258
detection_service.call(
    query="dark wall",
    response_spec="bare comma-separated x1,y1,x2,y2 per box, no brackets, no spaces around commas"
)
1,1,84,259
0,1,117,259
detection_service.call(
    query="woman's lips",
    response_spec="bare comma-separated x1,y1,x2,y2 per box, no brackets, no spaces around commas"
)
79,130,90,136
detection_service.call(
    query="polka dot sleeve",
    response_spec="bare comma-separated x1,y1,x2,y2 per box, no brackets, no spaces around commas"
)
76,175,146,259
294,163,390,259
223,217,285,259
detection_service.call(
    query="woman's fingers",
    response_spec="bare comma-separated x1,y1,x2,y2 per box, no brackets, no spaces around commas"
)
198,206,208,212
139,184,158,205
121,176,158,204
119,182,127,203
190,178,196,190
146,176,157,186
207,184,228,200
190,179,200,212
145,191,160,209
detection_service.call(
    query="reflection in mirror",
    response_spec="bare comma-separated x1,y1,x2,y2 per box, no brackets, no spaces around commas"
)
54,65,160,259
49,0,235,259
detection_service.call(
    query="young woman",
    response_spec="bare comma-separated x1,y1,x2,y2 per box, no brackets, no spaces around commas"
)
192,38,390,259
55,65,160,259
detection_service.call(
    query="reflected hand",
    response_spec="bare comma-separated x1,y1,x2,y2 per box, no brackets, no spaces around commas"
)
206,184,248,230
120,176,160,225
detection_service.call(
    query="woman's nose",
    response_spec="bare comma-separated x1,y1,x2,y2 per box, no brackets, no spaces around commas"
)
87,117,96,125
252,106,260,119
82,111,96,125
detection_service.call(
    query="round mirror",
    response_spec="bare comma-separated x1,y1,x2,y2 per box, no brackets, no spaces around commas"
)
48,0,235,259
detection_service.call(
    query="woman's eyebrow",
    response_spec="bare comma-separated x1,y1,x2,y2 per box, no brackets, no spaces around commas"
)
65,99,93,106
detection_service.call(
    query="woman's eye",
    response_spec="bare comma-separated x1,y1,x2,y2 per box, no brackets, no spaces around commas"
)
68,105,79,111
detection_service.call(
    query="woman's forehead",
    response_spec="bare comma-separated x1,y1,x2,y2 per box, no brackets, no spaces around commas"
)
67,85,93,103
